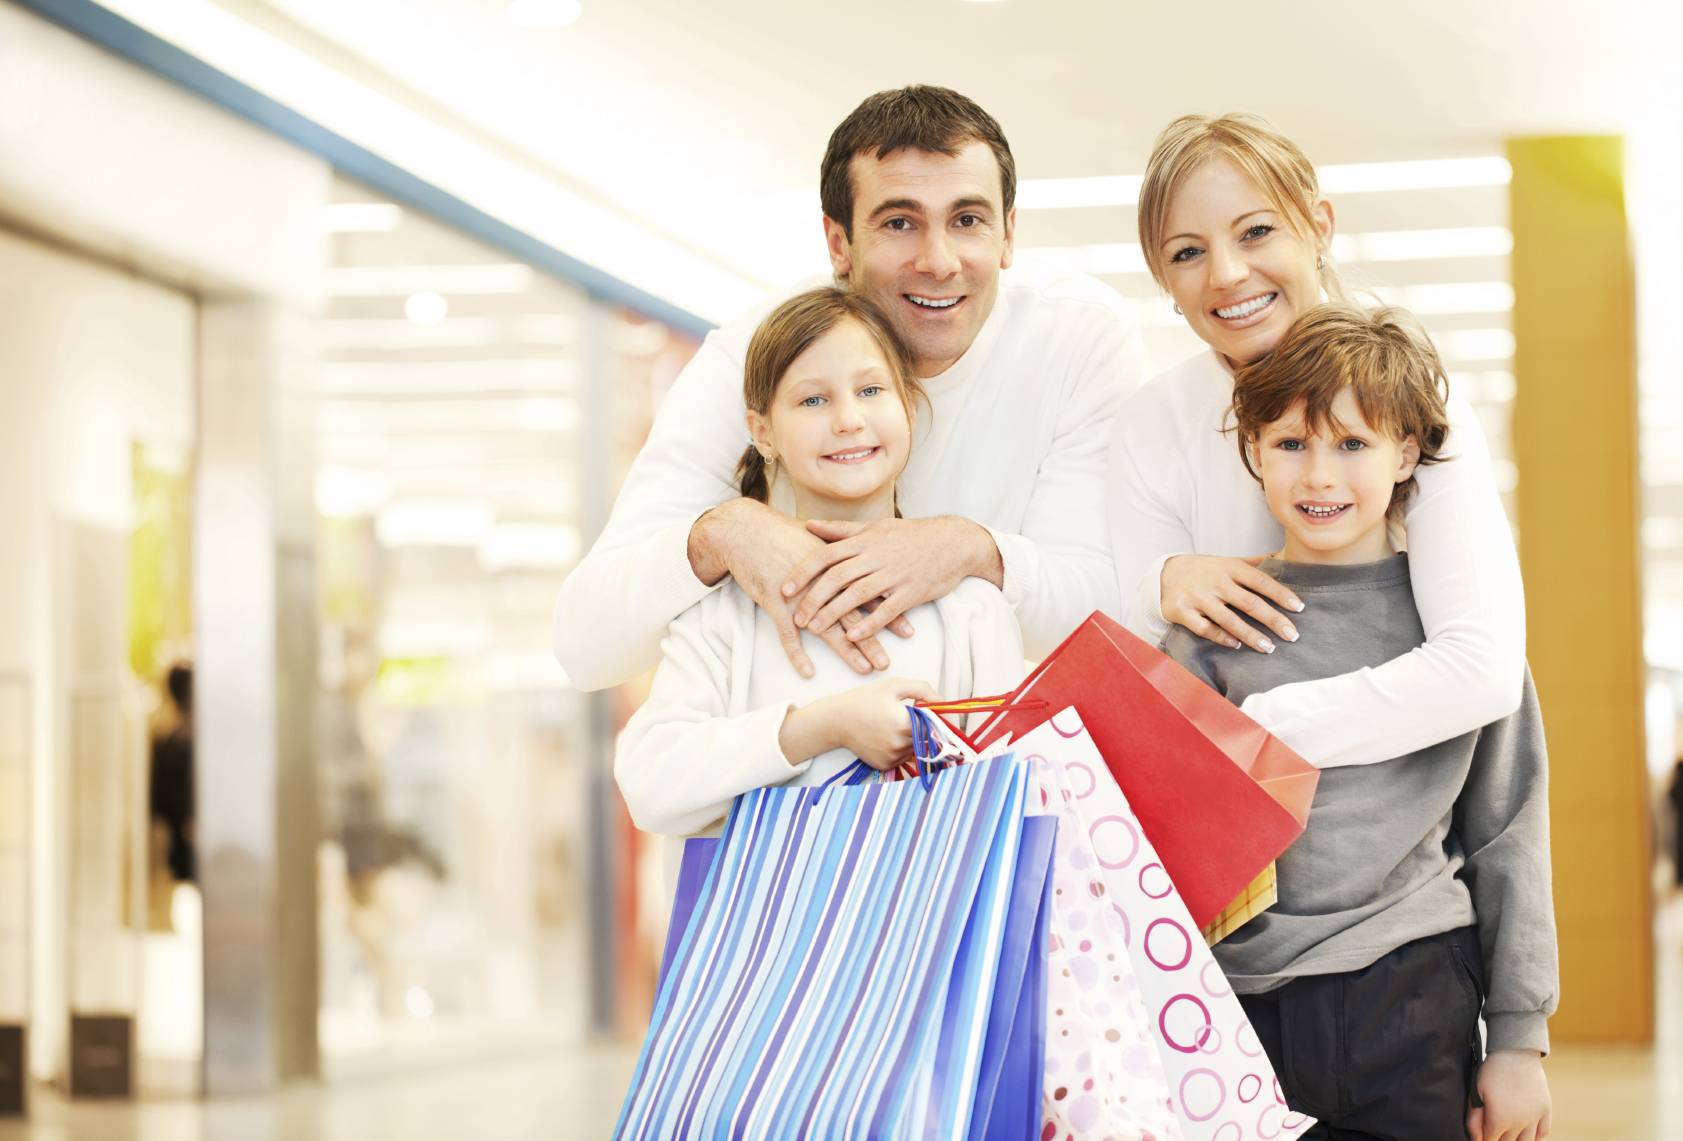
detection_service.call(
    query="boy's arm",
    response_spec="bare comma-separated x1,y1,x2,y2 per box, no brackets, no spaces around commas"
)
1238,396,1527,767
1454,666,1559,1056
613,605,814,837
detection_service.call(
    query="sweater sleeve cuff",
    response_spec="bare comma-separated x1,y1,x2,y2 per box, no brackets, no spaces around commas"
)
983,525,1031,610
1484,1011,1550,1056
655,513,727,609
1131,552,1176,642
742,702,815,783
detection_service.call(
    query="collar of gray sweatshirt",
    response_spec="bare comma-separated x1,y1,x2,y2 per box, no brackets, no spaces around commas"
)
1161,552,1558,1054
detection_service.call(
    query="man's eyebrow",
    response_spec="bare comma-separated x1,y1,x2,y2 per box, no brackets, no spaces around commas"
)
949,196,995,214
865,197,925,221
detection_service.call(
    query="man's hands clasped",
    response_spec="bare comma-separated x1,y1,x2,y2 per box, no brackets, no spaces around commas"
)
691,500,1002,677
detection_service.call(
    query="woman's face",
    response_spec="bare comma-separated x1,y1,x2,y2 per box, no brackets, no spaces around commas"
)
1158,157,1333,367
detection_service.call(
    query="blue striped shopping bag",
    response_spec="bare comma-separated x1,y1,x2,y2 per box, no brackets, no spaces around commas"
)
618,755,1053,1140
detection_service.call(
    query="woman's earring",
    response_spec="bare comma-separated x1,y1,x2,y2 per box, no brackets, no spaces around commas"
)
1173,303,1183,316
1316,253,1326,270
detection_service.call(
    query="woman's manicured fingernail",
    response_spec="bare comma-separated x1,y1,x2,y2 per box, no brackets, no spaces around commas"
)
1258,638,1276,654
1288,598,1305,612
1283,626,1299,642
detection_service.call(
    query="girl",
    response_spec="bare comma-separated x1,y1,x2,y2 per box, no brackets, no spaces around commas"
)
614,287,1023,844
1108,113,1527,771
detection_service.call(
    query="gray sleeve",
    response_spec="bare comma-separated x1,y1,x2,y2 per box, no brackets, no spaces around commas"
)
1453,666,1559,1054
1160,627,1227,698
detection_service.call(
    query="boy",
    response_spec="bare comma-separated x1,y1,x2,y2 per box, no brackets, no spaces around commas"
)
1163,305,1558,1141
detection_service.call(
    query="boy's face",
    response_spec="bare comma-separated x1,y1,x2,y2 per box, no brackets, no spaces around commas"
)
1252,387,1420,565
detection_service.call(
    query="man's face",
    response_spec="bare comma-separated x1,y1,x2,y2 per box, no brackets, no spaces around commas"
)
824,140,1015,379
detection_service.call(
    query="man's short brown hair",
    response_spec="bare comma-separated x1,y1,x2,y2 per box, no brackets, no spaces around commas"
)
819,86,1016,240
1230,304,1453,520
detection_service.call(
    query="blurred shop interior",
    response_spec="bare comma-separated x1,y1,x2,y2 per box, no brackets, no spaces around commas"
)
0,0,1680,1136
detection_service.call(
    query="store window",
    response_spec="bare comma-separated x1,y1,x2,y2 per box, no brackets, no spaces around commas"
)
312,175,700,1063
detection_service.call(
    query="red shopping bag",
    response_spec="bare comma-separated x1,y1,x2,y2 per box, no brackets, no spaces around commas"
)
969,611,1319,929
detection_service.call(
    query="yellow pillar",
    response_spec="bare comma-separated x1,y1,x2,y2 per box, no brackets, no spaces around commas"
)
1508,136,1652,1044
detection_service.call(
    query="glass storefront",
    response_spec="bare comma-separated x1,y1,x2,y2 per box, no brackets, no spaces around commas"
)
311,175,701,1064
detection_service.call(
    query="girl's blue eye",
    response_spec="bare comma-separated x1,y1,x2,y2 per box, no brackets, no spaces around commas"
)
1242,223,1276,241
1169,245,1201,264
1277,439,1304,451
800,395,825,408
1339,438,1367,451
859,385,884,398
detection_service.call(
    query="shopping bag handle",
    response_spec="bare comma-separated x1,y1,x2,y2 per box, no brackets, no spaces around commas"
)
803,757,877,806
912,693,1048,758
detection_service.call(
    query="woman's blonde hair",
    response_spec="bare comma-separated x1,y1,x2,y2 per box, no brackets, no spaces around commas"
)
737,288,924,504
1138,113,1344,301
1229,304,1451,520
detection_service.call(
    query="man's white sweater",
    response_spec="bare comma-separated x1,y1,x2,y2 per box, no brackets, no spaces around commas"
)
552,267,1144,690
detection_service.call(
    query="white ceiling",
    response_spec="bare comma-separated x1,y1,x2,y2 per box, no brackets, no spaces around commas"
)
223,0,1662,298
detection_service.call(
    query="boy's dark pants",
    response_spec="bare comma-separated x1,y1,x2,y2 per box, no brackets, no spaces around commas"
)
1237,927,1485,1141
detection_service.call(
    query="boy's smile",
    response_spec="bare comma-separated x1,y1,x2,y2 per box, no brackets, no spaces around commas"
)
1254,388,1420,565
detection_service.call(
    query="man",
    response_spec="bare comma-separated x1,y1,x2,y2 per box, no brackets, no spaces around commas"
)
553,86,1142,690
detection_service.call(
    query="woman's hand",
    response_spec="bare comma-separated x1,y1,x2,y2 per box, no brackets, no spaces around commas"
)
779,678,939,770
1161,554,1304,653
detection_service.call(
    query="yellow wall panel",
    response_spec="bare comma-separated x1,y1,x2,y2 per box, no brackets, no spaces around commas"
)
1509,135,1652,1045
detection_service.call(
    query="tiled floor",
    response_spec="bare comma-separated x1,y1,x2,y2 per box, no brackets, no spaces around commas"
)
6,900,1680,1140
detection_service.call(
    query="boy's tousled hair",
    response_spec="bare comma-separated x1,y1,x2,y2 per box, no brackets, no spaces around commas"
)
737,288,923,505
1230,304,1452,520
820,86,1015,241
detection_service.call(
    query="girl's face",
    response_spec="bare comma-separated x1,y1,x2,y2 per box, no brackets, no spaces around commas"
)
1159,157,1333,368
747,318,911,521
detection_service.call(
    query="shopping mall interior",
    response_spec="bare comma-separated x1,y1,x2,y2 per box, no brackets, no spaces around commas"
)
1,0,1680,1137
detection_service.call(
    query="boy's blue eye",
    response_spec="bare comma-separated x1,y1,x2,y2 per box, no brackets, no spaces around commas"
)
1339,438,1367,451
800,395,825,408
1277,439,1304,451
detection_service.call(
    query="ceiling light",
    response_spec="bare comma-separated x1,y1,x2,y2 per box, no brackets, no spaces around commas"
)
1018,158,1509,212
1439,328,1515,362
1017,176,1144,211
1318,157,1511,194
318,202,402,232
327,264,536,296
1333,227,1513,262
507,0,582,28
404,292,449,326
1371,282,1514,315
1012,243,1147,276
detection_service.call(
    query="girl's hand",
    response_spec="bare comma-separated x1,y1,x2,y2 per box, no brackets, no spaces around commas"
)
780,678,939,770
1161,554,1303,653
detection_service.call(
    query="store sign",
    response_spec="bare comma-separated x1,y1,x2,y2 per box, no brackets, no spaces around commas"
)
69,1014,131,1099
0,1023,25,1115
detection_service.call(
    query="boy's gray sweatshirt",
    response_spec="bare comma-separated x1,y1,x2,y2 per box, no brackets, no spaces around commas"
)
1162,553,1559,1054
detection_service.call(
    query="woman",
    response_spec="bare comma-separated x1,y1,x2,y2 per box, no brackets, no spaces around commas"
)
1108,114,1525,768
